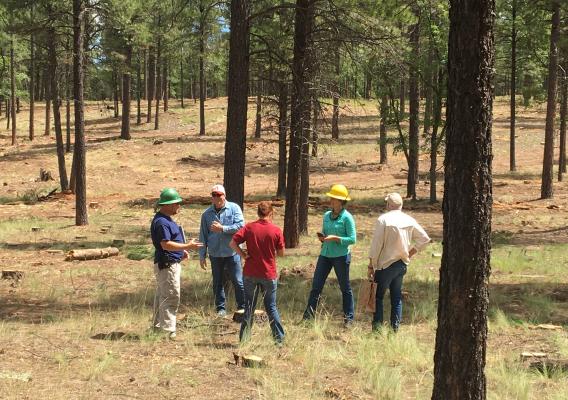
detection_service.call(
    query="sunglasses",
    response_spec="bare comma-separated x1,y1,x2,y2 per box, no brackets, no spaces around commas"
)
211,193,223,198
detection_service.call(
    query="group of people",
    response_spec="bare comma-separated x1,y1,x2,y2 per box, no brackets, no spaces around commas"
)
150,183,430,342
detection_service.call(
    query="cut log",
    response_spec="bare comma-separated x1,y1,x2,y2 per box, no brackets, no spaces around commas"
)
65,247,119,261
2,270,24,280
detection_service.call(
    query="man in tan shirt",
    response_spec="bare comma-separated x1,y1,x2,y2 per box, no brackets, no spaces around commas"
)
367,193,430,332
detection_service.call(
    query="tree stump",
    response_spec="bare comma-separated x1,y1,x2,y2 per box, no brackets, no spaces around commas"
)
233,352,265,368
39,168,54,181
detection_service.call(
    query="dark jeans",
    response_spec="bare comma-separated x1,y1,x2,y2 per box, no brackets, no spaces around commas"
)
239,276,285,343
210,254,245,311
303,254,354,322
373,260,407,331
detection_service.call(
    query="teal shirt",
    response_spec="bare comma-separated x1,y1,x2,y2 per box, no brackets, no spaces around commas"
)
320,208,357,258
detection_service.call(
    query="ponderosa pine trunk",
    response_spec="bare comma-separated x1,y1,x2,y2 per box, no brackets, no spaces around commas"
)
29,11,35,141
154,33,162,131
540,2,560,199
331,47,340,140
180,58,185,108
198,8,206,136
407,17,420,200
379,93,388,164
121,44,132,140
44,68,51,136
113,69,119,118
47,21,69,191
136,51,141,125
223,0,251,209
431,1,494,399
429,67,444,204
163,62,168,112
558,75,567,181
510,0,517,172
10,36,16,145
284,0,314,248
147,47,155,123
276,82,288,198
66,44,71,153
73,0,88,226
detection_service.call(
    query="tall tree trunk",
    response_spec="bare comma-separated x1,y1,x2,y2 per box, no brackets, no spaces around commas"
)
143,48,147,101
121,45,132,140
136,51,141,125
540,2,560,199
154,33,162,131
44,68,51,136
311,99,318,157
6,99,10,130
147,47,155,123
47,22,69,191
509,0,517,172
223,0,251,209
29,11,35,141
379,93,388,164
284,0,314,248
430,67,444,204
163,62,168,112
73,0,88,226
10,37,16,145
35,68,41,101
558,75,567,181
399,79,405,118
432,0,494,398
66,42,71,153
331,47,340,140
180,58,185,108
423,45,434,137
407,18,420,200
254,85,262,138
113,69,119,118
277,82,288,198
199,11,206,136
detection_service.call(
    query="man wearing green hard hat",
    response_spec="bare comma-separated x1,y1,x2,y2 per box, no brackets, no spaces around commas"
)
150,188,203,339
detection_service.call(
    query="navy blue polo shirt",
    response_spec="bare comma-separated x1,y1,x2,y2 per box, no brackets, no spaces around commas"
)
151,212,184,264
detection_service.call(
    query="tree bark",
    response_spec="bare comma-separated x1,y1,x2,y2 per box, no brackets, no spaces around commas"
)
431,1,494,399
277,82,288,198
407,18,420,200
379,94,388,164
429,67,444,204
147,46,155,123
540,2,560,199
73,0,88,226
510,0,517,172
44,67,51,136
143,48,147,101
558,75,567,181
29,10,35,141
163,62,168,112
10,36,16,145
66,43,71,153
311,99,318,157
284,0,314,248
199,5,206,136
113,69,119,118
180,58,185,108
331,47,340,140
223,0,251,209
121,44,132,140
47,21,69,191
136,51,141,125
154,33,162,131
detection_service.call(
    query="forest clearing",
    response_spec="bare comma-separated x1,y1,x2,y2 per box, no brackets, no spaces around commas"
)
0,96,567,399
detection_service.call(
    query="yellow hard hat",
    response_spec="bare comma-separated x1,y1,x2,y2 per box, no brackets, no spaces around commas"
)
326,184,351,201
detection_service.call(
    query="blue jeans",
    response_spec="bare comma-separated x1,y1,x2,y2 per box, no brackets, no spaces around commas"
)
373,260,407,331
210,255,245,311
303,254,354,322
239,276,285,343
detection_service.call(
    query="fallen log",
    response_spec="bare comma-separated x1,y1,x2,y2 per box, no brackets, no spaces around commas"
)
65,247,120,261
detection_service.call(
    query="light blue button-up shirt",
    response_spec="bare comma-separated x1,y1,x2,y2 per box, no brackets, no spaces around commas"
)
198,201,245,259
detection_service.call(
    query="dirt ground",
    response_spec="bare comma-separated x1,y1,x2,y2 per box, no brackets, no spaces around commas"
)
0,96,567,399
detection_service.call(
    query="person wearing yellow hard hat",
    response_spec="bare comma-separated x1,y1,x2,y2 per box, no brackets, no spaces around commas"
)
303,184,357,326
151,188,203,339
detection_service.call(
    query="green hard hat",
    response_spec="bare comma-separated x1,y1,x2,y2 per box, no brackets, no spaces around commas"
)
157,188,183,205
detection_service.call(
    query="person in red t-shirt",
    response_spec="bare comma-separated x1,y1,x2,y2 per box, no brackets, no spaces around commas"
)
230,201,285,343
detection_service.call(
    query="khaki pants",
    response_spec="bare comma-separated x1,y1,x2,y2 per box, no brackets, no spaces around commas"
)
153,263,181,333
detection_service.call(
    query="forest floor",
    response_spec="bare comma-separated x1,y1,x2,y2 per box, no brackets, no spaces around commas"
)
0,96,567,399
